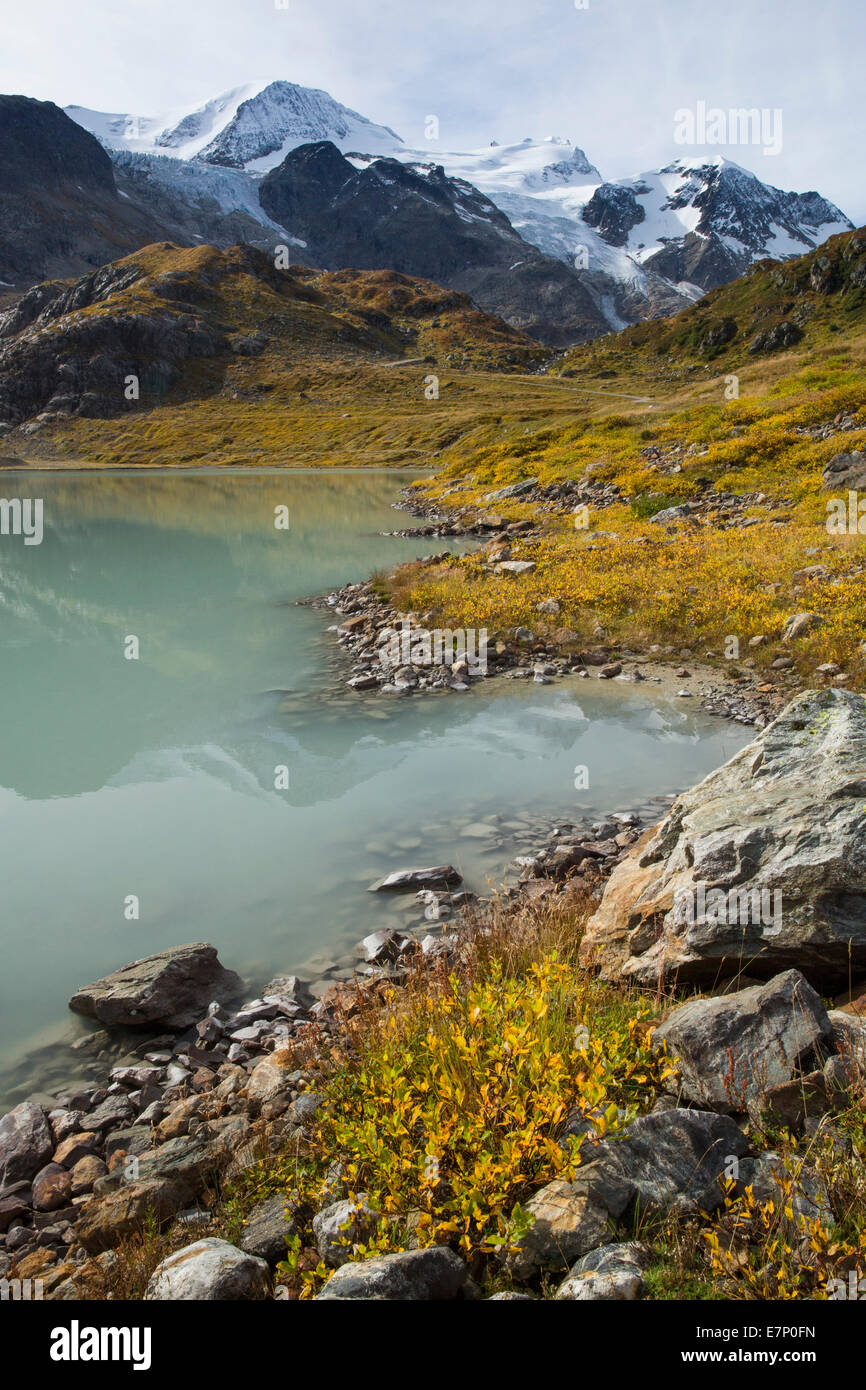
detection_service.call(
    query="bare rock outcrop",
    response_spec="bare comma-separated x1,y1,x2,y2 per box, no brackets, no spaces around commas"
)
579,690,866,989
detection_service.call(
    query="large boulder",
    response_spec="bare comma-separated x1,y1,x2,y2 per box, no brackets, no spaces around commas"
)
146,1238,269,1300
652,970,834,1112
591,1109,750,1217
75,1178,189,1252
69,942,243,1029
314,1247,470,1300
822,449,866,491
0,1101,53,1186
579,690,866,989
76,1129,247,1251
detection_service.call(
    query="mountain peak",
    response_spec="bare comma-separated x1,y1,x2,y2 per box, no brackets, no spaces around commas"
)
66,79,403,170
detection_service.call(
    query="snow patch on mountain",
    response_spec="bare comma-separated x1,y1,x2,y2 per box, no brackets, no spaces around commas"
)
68,80,402,168
112,150,285,231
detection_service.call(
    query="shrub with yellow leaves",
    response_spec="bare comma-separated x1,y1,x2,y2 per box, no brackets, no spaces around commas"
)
255,952,674,1297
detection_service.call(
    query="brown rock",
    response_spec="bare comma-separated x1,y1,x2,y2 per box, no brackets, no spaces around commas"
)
12,1246,58,1279
754,1071,837,1131
39,1260,81,1297
154,1095,203,1142
834,983,866,1017
31,1163,72,1212
577,825,664,977
70,1154,108,1196
68,942,242,1030
246,1049,297,1117
53,1132,101,1167
338,614,367,634
75,1178,188,1252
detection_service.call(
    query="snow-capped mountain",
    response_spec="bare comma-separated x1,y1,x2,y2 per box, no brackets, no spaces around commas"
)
68,81,852,312
579,158,852,291
67,80,402,169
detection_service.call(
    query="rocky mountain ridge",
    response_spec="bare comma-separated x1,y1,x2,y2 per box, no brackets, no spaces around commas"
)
66,79,853,326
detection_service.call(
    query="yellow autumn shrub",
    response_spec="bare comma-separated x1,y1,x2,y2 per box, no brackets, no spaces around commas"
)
250,953,675,1296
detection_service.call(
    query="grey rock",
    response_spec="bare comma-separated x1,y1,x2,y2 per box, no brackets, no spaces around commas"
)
594,1109,750,1215
650,504,693,525
6,1225,35,1252
494,560,536,575
581,690,866,988
262,974,312,1009
239,1193,297,1266
96,1130,238,1197
315,1246,470,1300
736,1152,832,1227
0,1194,30,1233
504,1165,632,1279
652,970,833,1111
48,1109,86,1144
103,1127,153,1161
109,1065,163,1088
0,1102,53,1187
782,611,822,642
68,942,243,1029
146,1237,269,1300
369,866,462,892
484,478,538,502
356,929,410,963
78,1094,136,1133
312,1197,379,1267
822,449,866,491
556,1240,649,1300
286,1092,322,1126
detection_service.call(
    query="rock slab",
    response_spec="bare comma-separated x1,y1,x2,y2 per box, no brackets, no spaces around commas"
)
0,1102,53,1187
580,690,866,988
69,942,243,1029
315,1246,470,1300
653,970,833,1111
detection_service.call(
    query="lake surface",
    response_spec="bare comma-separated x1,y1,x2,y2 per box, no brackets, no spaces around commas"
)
0,469,750,1106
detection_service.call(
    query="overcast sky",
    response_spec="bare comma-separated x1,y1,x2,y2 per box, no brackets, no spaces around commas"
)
2,0,864,221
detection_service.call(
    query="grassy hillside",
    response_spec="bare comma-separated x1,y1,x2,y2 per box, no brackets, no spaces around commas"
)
385,228,866,692
1,242,565,468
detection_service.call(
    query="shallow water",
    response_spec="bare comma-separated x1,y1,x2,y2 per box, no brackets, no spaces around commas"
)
0,469,749,1106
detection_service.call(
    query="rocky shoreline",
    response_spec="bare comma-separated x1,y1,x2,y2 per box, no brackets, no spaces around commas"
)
297,478,792,727
2,689,866,1300
310,574,784,729
0,808,652,1299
